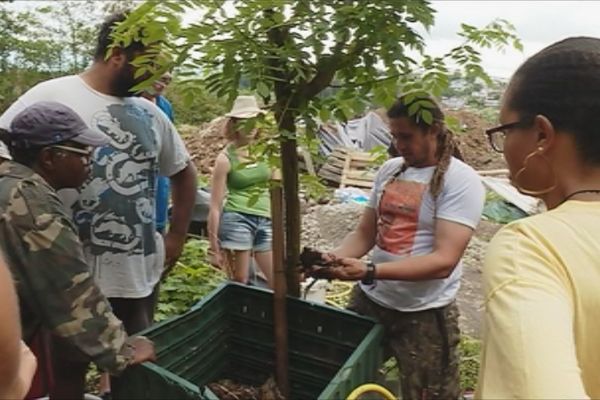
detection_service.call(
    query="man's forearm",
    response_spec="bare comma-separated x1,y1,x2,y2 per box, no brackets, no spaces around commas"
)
169,162,197,236
376,252,457,281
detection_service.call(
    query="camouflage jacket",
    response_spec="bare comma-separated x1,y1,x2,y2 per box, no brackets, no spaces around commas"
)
0,161,133,374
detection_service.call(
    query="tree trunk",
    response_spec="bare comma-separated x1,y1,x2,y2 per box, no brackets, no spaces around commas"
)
270,170,289,398
278,110,301,297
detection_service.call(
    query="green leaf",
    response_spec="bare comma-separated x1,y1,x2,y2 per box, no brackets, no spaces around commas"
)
421,109,433,125
319,106,331,122
256,81,270,99
408,101,420,117
445,115,462,134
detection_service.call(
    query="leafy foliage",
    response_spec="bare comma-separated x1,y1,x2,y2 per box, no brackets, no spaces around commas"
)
459,335,482,391
112,3,521,134
379,335,482,393
112,0,522,294
167,78,228,125
155,239,226,322
0,0,140,112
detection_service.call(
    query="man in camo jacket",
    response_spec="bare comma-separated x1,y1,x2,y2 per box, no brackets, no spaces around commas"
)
0,101,155,398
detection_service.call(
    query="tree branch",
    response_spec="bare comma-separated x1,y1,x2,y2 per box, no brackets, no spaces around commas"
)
302,37,366,100
328,72,403,89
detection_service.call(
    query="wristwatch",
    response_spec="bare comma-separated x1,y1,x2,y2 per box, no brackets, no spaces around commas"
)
361,261,376,285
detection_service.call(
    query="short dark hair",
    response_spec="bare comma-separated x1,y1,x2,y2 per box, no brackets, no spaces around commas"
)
94,11,146,61
507,37,600,165
9,146,45,168
0,130,41,166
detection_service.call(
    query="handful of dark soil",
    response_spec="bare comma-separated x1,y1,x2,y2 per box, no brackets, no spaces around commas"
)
298,247,343,282
298,246,339,272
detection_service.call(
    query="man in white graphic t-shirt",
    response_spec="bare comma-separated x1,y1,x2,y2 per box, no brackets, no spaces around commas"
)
308,95,485,400
0,12,197,398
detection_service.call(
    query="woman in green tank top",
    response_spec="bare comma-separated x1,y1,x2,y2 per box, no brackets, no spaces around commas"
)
207,96,273,287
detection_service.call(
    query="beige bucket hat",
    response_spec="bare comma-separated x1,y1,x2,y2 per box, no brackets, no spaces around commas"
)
225,95,266,119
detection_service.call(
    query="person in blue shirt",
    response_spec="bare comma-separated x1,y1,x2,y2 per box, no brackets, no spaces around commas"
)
141,72,174,234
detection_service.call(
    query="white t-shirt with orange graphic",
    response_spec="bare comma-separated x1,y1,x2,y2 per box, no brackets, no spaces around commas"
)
364,157,485,312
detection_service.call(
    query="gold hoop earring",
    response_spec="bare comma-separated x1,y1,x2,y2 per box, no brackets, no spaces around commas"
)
514,147,557,196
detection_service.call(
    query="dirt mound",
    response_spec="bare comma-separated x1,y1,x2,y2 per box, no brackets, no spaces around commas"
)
179,117,229,176
448,109,506,170
179,108,504,175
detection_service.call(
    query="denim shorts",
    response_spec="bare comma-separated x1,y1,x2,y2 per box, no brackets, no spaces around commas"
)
218,211,272,252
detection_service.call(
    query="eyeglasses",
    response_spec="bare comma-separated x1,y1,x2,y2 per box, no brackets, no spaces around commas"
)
485,118,533,153
50,145,93,162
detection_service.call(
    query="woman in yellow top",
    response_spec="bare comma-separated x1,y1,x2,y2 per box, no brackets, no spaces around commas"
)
208,96,273,287
477,37,600,399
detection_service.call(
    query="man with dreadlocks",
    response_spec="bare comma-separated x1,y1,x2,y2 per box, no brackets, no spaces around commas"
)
308,95,484,399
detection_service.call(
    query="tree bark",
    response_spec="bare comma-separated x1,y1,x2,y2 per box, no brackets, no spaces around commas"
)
270,170,289,398
278,110,301,297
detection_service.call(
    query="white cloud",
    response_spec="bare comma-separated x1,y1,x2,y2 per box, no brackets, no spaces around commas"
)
424,1,600,78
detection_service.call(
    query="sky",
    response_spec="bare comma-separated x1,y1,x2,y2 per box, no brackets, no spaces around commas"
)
9,0,600,79
425,1,600,78
185,0,600,79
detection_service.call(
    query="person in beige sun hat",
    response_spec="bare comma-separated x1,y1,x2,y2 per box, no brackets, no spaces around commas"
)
225,95,267,119
208,95,274,288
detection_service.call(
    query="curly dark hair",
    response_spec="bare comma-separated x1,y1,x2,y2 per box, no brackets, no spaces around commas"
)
93,11,146,61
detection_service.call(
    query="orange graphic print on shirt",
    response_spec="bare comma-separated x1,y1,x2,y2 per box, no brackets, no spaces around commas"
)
376,179,427,255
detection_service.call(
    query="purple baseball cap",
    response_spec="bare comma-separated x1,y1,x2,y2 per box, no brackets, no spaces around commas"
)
6,101,109,149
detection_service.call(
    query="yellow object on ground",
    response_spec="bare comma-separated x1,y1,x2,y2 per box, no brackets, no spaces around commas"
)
325,280,354,308
347,383,396,400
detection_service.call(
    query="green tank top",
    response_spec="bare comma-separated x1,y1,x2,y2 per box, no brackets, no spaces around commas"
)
224,145,271,218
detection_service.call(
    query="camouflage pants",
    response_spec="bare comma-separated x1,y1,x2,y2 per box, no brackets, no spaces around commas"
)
348,286,461,400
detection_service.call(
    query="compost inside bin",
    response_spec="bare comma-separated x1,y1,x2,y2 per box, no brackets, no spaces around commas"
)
207,376,284,400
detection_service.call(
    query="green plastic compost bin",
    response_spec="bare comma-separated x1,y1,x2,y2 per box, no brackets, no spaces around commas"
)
113,282,383,399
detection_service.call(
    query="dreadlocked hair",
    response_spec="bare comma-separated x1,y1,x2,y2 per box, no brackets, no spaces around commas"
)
387,95,462,201
507,37,600,165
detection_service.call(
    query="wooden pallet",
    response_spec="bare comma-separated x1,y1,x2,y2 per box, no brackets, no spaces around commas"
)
318,147,376,189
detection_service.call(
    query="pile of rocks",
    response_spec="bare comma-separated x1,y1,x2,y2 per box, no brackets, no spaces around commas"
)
300,202,364,252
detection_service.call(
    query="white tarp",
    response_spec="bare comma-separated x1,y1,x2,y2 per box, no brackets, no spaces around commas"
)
318,111,391,156
481,176,543,215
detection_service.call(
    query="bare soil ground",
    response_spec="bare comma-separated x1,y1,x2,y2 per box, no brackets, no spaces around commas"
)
447,109,507,170
179,118,229,176
458,220,503,338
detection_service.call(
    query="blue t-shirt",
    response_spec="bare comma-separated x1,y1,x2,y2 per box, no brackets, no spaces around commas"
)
155,95,173,231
